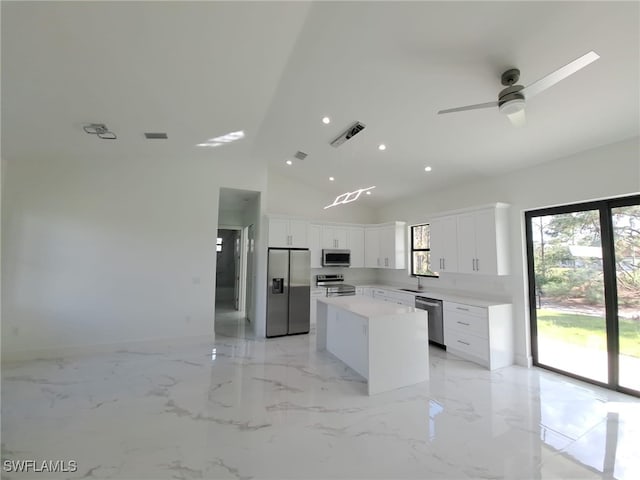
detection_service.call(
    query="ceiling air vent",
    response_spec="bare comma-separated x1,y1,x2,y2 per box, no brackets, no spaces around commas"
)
294,151,308,160
330,121,366,148
144,132,168,139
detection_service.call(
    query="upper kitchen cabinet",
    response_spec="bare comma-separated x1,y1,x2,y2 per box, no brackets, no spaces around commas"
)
267,216,309,248
347,226,365,268
308,224,323,268
429,215,458,273
364,226,380,268
309,223,365,268
456,205,510,275
365,222,406,269
322,226,348,249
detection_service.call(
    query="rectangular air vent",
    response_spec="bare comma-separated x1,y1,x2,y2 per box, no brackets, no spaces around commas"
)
144,132,168,139
294,151,308,160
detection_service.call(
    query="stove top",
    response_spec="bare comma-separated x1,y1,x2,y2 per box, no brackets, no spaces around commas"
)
316,274,356,296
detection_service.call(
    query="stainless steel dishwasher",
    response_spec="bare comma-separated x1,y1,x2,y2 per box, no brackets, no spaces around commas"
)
415,296,445,348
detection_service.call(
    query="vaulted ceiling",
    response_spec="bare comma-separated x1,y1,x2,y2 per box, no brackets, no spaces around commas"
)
3,1,638,206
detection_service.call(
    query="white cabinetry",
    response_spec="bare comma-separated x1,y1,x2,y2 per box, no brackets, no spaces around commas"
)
429,204,509,275
364,227,380,268
309,223,366,268
322,226,348,249
372,288,414,306
443,301,513,370
430,215,458,273
309,224,323,268
268,217,308,248
364,222,406,269
347,226,365,268
456,206,509,275
357,287,373,297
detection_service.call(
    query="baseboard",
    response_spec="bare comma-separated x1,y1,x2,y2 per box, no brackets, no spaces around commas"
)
1,334,213,364
515,352,533,368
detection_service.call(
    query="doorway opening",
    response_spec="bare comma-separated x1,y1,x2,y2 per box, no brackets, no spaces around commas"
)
525,194,640,397
215,188,260,338
214,228,242,312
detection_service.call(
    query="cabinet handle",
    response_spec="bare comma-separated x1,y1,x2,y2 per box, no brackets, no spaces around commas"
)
457,321,470,326
476,258,479,271
443,258,445,270
457,340,471,346
456,307,470,311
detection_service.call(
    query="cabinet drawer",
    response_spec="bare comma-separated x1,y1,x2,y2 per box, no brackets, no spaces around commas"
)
446,311,488,339
444,302,487,318
444,328,488,361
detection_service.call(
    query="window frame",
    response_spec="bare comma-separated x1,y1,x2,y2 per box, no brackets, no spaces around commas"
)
410,223,438,278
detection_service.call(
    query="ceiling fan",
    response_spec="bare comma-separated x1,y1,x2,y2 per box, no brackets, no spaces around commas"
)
437,51,600,127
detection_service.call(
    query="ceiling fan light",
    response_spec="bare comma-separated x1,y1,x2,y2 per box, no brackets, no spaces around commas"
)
506,107,527,127
499,98,525,116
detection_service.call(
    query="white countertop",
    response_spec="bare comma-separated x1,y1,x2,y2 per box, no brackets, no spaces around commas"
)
356,284,511,307
317,295,417,318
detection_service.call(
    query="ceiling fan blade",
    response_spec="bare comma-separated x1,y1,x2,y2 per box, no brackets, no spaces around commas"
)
521,51,600,99
438,101,498,115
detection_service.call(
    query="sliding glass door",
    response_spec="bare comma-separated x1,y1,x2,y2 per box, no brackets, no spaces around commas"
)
611,204,640,392
526,195,640,397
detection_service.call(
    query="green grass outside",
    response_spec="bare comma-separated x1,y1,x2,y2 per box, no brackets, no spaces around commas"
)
537,309,640,358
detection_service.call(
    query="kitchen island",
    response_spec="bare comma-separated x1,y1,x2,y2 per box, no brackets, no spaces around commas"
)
316,296,429,395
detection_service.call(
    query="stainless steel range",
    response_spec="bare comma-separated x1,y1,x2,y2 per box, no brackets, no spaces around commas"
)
315,274,356,297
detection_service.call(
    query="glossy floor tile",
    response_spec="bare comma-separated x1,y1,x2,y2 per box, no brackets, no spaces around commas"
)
2,310,639,479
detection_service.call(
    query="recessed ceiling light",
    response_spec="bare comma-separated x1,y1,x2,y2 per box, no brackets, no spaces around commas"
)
424,166,432,172
322,116,331,124
286,160,293,165
366,191,372,195
329,176,335,181
378,144,386,151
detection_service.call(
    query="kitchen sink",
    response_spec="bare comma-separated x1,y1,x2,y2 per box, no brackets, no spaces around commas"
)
399,288,424,293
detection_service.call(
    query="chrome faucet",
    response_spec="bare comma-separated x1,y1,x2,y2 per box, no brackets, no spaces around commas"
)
417,276,423,290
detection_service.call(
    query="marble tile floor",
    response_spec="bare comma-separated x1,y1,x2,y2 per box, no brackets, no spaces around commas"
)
2,314,640,480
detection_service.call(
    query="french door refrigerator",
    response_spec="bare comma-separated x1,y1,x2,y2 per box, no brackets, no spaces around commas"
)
266,248,310,337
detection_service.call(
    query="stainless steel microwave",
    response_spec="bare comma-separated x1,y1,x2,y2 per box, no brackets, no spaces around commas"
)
322,249,351,267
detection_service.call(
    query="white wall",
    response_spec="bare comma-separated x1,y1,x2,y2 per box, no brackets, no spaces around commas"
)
267,171,377,223
377,137,640,367
2,154,267,360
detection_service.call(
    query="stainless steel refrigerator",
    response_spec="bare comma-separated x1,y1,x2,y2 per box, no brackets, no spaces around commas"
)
266,248,310,337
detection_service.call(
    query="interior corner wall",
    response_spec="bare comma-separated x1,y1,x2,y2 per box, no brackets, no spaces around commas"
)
1,154,267,360
266,171,377,223
376,137,640,367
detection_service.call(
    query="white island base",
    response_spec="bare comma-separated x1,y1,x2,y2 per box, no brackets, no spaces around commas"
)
316,296,429,395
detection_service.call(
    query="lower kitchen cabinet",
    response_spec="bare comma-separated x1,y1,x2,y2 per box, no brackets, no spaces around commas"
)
443,301,513,370
372,288,414,306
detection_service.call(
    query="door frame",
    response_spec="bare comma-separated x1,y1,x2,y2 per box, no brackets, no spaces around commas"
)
525,194,640,397
217,225,245,313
